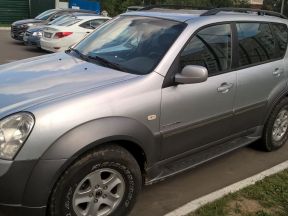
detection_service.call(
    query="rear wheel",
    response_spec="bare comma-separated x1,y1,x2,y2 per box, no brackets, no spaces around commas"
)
262,98,288,151
49,145,142,216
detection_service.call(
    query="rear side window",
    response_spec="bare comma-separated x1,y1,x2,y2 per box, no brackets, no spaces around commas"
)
271,23,288,58
180,24,232,76
236,23,276,67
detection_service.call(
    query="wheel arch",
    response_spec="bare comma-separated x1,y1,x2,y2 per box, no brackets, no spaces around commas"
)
22,117,161,207
264,86,288,125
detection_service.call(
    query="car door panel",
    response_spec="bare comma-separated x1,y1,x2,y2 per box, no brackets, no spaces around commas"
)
161,72,236,159
232,22,287,133
233,60,286,133
160,23,236,159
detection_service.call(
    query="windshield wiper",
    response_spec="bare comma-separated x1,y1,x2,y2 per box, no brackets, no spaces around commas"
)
67,49,127,72
87,55,127,72
66,48,89,61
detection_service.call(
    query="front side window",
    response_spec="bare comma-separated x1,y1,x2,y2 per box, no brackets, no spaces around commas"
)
74,16,186,75
180,24,232,76
237,23,276,67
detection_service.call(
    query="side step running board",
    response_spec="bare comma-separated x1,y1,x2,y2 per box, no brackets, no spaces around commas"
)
146,136,260,185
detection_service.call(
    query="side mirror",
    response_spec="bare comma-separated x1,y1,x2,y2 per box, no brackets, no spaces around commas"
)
175,65,208,84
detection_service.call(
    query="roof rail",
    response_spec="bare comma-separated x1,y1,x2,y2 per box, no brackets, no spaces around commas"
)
140,4,208,11
201,8,287,19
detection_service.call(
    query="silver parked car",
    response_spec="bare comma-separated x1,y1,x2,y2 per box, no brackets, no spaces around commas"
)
0,7,288,216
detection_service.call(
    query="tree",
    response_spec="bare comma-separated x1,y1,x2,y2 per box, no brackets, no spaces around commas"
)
100,0,250,16
263,0,287,16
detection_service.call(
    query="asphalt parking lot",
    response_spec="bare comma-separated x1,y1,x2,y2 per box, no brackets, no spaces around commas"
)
1,29,288,216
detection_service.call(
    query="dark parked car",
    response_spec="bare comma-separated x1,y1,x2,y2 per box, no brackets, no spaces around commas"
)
11,8,97,41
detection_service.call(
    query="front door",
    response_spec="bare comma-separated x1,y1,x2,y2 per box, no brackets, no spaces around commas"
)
160,23,237,159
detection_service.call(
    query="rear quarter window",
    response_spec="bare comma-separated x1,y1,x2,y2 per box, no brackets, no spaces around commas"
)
271,23,288,58
237,23,276,67
236,22,288,68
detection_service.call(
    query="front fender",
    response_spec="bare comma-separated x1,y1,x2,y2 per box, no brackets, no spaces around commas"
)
22,117,161,207
41,116,160,166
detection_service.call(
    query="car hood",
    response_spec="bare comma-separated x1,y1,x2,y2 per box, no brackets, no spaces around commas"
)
27,25,45,33
0,53,138,115
12,19,44,26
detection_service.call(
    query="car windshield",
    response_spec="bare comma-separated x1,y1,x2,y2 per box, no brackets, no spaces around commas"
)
35,9,59,20
73,16,186,75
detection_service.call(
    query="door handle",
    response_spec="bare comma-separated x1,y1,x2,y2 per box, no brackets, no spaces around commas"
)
273,68,283,77
217,83,234,93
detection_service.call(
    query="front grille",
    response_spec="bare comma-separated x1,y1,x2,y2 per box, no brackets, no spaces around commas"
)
11,25,18,33
25,31,32,37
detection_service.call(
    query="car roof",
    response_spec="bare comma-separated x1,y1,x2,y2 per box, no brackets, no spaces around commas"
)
127,6,144,9
124,8,288,24
73,15,110,20
124,10,203,22
56,8,98,14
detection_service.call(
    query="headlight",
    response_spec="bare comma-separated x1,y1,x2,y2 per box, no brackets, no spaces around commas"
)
0,113,34,160
32,31,42,37
20,23,34,28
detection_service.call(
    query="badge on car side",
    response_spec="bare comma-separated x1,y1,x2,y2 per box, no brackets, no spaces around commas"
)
148,115,157,121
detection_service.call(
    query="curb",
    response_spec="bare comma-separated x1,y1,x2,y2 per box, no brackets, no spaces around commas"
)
164,160,288,216
0,27,10,30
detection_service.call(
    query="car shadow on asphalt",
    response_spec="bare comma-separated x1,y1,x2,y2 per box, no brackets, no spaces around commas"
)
24,47,49,54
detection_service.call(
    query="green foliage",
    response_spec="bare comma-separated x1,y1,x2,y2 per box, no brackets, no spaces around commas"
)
100,0,142,16
263,0,287,16
99,0,250,16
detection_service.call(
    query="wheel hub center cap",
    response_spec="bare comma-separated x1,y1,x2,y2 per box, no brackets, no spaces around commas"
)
95,189,103,198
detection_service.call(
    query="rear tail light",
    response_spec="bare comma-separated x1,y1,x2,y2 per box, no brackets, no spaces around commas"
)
54,32,73,39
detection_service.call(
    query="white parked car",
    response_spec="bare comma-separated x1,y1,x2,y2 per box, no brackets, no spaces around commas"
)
40,14,111,52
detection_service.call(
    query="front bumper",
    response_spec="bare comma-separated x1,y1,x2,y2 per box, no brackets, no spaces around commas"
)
40,38,70,53
10,26,27,41
23,34,41,48
0,158,67,216
0,160,37,204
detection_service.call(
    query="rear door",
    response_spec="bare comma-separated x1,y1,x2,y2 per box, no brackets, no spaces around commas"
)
232,22,288,133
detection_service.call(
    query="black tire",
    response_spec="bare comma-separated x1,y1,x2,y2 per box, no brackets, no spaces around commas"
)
262,98,288,151
48,144,142,216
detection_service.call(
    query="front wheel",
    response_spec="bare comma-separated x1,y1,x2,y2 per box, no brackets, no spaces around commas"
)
49,145,142,216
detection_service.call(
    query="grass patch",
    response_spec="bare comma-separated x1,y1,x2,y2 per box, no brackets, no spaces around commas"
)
188,170,288,216
0,23,10,27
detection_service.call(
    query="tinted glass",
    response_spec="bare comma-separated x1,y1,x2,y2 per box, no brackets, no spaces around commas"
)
180,24,231,76
271,23,288,58
237,23,276,67
35,9,59,20
75,16,186,75
80,19,108,29
48,14,71,25
57,17,81,26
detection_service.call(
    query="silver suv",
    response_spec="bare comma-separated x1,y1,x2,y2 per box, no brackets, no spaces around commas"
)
0,7,288,216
